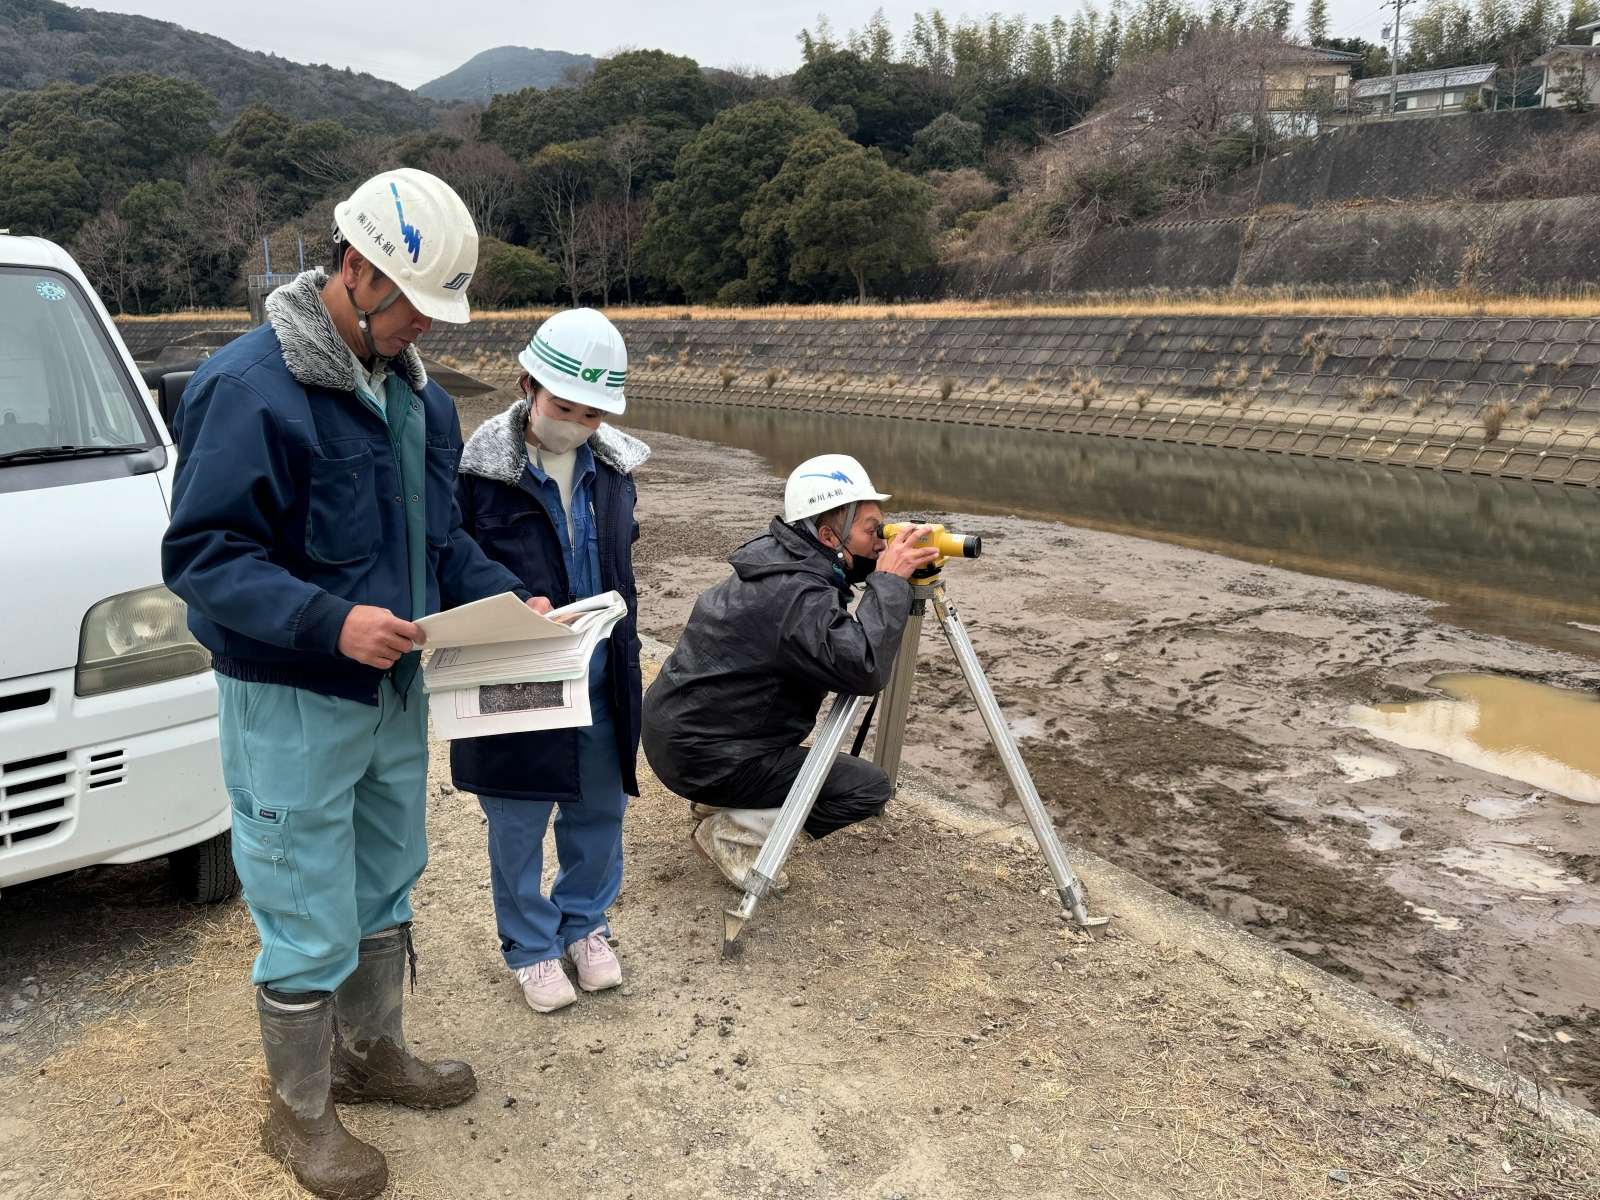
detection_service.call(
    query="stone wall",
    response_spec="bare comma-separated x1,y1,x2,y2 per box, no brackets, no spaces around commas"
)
119,312,1600,488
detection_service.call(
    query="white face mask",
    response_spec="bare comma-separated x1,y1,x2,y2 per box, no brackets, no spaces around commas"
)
529,406,591,455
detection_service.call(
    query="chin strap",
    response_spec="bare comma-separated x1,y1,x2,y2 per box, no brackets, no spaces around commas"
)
346,267,403,363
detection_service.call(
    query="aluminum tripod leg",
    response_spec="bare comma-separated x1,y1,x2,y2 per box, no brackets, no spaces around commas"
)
722,693,868,957
930,584,1109,930
870,598,924,791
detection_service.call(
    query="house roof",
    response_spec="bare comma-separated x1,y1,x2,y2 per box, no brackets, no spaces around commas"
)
1533,44,1600,65
1349,63,1498,99
1296,45,1366,63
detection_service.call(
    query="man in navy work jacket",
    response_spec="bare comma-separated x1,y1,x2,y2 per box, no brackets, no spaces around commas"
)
162,169,535,1200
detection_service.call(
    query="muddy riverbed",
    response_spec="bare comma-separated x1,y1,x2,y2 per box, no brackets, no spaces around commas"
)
614,415,1600,1113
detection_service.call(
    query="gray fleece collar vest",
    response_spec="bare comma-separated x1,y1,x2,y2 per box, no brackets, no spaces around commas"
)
265,269,428,394
459,396,651,485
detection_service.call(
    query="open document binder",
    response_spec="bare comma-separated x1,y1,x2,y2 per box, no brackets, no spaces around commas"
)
414,591,627,740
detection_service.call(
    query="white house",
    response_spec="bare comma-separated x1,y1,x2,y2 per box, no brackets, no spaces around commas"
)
1534,19,1600,109
1348,64,1498,115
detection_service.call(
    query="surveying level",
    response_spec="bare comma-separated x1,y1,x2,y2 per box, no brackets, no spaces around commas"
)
722,525,1108,957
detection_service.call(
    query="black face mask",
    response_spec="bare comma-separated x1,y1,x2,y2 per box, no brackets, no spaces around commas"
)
840,549,877,585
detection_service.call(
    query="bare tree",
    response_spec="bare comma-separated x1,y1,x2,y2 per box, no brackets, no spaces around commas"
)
73,209,135,314
602,123,656,302
424,140,520,240
282,133,388,188
704,64,788,112
523,146,594,302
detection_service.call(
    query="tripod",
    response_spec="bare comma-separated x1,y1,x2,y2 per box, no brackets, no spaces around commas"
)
721,568,1108,957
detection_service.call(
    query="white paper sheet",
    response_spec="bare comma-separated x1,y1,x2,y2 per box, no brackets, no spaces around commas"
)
413,591,577,649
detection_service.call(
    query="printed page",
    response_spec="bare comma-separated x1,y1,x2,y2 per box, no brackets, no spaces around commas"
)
428,677,594,740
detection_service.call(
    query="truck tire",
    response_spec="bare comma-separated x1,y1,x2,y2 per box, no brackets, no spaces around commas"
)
169,831,241,905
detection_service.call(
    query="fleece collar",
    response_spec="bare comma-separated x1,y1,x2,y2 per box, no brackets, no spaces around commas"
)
265,269,427,394
459,396,651,486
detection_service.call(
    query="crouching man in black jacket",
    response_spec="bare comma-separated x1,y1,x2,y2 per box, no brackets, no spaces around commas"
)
641,454,938,889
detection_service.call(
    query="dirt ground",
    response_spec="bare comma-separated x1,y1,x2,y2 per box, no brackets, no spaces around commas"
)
2,709,1598,1199
2,402,1599,1198
615,420,1600,1117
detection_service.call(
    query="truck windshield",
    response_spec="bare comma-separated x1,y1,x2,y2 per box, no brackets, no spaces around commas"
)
0,267,154,462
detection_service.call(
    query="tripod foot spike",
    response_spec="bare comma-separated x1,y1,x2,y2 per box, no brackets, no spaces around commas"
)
722,894,758,959
1059,887,1110,930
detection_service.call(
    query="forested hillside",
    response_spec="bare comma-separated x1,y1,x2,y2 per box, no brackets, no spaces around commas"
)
0,0,434,128
3,0,1596,316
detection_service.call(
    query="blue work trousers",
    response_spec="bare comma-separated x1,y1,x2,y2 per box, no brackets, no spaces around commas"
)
479,707,627,969
217,673,429,993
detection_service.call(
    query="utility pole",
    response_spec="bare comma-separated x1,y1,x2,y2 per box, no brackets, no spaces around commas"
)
1384,0,1412,116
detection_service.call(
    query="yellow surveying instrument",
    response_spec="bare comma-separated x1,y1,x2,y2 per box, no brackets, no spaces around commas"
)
721,523,1109,956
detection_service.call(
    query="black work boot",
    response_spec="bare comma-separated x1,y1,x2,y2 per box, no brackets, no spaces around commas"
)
257,987,387,1200
330,923,477,1109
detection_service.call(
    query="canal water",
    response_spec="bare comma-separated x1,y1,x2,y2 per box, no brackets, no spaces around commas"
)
616,396,1600,658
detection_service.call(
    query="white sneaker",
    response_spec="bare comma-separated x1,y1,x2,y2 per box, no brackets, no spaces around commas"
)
564,930,622,992
514,959,576,1013
691,808,789,891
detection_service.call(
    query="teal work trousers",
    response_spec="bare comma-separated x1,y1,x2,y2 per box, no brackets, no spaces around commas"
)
216,673,429,993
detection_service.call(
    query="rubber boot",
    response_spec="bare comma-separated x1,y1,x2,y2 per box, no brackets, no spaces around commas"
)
330,924,477,1109
257,988,387,1200
691,808,790,891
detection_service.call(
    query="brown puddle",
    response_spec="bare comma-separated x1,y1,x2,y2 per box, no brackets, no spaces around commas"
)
1351,673,1600,804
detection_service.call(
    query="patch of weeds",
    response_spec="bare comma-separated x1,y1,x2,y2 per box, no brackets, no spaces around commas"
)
940,375,956,401
1482,398,1510,440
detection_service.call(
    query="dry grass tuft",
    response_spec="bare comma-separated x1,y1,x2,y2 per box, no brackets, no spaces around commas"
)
1523,393,1546,420
1134,388,1152,409
1258,334,1272,353
1259,364,1275,383
984,376,1001,392
676,347,691,368
885,373,901,387
1558,353,1577,372
1024,373,1041,395
646,354,662,370
718,363,741,390
939,375,956,401
1482,399,1511,440
763,366,780,388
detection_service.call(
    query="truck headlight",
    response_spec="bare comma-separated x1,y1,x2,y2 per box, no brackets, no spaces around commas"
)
76,585,211,697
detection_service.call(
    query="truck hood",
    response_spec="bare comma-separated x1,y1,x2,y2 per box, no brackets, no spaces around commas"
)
0,472,171,680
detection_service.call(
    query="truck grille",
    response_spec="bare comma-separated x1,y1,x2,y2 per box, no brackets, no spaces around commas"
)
1,750,74,849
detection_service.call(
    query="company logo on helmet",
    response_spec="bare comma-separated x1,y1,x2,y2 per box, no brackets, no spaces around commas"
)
443,271,471,291
389,183,422,263
580,367,605,382
800,470,854,484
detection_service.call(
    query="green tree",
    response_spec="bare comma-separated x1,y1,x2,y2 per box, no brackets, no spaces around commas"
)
218,103,294,180
1306,0,1331,44
0,150,93,239
638,99,829,301
909,112,984,170
471,240,560,307
786,146,933,302
82,74,218,175
731,125,860,303
585,49,712,129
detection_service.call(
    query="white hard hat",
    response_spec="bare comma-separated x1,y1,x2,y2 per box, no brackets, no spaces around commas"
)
784,454,890,524
332,168,478,324
518,308,628,414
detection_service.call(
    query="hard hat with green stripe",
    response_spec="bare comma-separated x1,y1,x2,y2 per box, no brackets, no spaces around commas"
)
518,307,628,414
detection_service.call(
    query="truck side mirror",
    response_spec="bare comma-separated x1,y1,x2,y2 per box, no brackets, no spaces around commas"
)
157,371,195,430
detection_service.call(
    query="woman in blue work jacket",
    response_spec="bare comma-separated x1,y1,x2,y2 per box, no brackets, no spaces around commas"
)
452,308,649,1012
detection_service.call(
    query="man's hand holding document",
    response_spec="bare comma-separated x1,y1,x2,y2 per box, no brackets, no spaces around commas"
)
414,591,628,740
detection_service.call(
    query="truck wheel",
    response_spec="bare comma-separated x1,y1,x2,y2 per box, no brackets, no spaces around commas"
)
169,831,240,905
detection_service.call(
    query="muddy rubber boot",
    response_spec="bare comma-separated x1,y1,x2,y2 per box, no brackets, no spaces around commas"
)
257,987,387,1200
691,808,790,891
330,924,477,1109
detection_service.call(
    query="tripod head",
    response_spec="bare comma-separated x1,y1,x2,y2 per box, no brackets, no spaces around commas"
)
881,523,981,582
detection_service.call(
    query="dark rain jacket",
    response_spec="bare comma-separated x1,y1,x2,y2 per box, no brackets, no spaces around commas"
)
162,270,523,704
449,398,649,803
641,518,913,796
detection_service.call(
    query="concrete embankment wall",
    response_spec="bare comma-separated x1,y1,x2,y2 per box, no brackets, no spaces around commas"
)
119,312,1600,487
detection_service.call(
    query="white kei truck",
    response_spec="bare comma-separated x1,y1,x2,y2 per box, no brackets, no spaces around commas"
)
0,233,236,904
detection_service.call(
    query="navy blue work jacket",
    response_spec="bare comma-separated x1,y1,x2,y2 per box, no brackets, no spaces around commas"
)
162,322,524,704
449,444,643,802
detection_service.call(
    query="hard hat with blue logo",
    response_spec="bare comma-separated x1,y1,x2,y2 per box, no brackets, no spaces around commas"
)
518,308,628,414
784,453,890,524
332,167,479,324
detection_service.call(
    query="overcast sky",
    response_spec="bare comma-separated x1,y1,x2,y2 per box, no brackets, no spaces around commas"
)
92,0,1397,90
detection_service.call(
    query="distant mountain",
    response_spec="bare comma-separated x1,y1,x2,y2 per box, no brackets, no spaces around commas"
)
0,0,433,130
418,46,595,101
